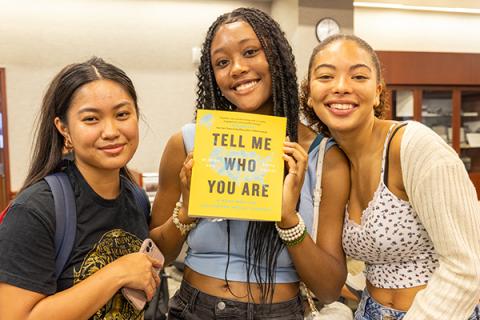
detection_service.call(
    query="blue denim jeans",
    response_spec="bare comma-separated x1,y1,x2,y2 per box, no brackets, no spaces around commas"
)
167,280,304,320
355,289,480,320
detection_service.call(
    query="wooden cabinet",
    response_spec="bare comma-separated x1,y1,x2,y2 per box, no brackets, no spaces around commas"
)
377,51,480,198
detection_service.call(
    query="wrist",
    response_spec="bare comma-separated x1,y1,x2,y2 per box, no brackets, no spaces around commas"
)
101,260,127,290
172,201,197,235
277,212,299,229
178,205,196,225
275,212,307,247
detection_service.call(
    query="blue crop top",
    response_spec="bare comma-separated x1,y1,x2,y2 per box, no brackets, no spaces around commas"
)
182,123,334,283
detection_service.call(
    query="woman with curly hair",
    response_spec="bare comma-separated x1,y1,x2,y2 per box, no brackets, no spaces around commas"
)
150,7,349,319
300,34,480,320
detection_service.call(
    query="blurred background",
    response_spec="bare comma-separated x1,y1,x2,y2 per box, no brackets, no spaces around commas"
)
1,0,480,208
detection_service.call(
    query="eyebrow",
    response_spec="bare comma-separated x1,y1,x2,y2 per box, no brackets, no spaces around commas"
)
313,63,372,73
77,101,132,114
211,37,258,56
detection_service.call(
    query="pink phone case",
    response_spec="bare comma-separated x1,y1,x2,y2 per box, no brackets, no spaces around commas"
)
121,238,165,310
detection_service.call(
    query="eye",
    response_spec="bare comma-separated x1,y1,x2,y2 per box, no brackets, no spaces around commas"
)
215,59,229,68
81,115,98,123
316,74,334,81
244,48,260,57
117,111,130,120
352,74,369,80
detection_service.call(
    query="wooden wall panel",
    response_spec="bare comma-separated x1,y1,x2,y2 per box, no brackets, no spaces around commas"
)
377,51,480,86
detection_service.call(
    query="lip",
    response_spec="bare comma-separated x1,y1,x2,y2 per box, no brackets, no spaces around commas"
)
99,143,125,155
231,79,260,95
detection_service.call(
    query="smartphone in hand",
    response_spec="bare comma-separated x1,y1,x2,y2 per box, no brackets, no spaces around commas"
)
121,238,165,310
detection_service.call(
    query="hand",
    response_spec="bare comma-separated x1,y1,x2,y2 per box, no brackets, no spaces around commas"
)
179,152,194,209
280,141,308,228
111,252,163,301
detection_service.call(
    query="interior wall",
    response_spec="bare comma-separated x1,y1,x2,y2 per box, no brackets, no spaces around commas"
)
0,0,270,191
3,0,480,192
354,7,480,53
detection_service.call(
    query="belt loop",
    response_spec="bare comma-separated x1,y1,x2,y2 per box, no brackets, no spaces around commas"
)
247,301,254,320
187,286,200,313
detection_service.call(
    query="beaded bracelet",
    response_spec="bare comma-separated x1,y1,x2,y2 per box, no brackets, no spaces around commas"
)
275,212,307,246
172,201,197,236
283,229,307,247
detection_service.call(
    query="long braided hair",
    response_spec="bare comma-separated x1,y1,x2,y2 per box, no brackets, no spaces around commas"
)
195,7,299,303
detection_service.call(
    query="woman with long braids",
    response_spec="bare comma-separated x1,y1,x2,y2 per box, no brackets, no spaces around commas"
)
149,7,349,319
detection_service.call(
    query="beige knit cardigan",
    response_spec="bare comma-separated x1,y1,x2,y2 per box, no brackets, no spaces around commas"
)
401,121,480,319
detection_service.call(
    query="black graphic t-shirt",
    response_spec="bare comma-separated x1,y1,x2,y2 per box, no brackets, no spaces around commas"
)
0,162,149,319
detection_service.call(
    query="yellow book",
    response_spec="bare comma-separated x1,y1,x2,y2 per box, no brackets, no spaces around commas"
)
188,109,286,221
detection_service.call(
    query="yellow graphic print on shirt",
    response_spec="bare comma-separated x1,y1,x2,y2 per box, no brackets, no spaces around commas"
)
73,229,143,320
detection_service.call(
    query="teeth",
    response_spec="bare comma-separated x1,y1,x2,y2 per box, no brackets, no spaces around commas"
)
330,103,354,110
235,81,258,91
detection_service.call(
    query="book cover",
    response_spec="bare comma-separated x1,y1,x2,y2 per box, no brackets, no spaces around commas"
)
188,109,286,221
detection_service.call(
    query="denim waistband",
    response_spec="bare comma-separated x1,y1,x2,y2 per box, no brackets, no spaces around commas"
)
176,280,304,319
355,289,407,320
356,289,480,320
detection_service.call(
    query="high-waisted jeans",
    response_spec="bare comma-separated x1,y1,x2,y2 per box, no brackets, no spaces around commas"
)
167,280,304,320
355,289,480,320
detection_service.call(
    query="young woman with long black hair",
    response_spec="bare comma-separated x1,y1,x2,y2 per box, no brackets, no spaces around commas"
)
149,7,349,319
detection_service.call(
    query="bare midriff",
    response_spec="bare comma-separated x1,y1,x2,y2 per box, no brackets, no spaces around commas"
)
367,280,427,311
183,266,299,303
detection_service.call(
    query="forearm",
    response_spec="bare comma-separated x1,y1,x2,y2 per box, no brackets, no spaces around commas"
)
150,216,189,266
288,236,346,304
28,265,123,320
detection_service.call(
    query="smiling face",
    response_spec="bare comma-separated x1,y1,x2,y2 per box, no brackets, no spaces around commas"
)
55,79,139,178
210,20,273,115
307,39,382,133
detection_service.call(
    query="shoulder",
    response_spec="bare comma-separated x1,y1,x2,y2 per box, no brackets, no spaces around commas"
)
158,129,189,185
3,179,56,236
10,180,55,220
324,145,349,173
401,121,460,167
165,130,188,156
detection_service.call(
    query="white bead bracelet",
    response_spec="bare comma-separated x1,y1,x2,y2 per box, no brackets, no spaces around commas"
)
172,201,197,236
275,212,306,242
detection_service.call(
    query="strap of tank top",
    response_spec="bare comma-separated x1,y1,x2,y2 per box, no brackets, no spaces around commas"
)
379,124,396,181
384,122,408,186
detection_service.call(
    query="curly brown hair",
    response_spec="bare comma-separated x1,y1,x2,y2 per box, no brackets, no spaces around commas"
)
299,34,390,136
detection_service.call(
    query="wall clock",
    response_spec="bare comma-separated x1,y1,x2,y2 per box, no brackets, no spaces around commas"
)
315,17,340,42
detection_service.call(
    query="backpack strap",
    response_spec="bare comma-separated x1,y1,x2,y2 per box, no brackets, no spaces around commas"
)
123,178,151,224
0,204,10,224
44,172,77,280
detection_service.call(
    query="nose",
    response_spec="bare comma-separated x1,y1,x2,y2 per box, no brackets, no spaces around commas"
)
230,57,248,77
101,119,120,140
333,75,352,95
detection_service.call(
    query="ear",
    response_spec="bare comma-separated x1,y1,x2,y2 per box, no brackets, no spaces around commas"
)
54,117,70,142
307,96,313,109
